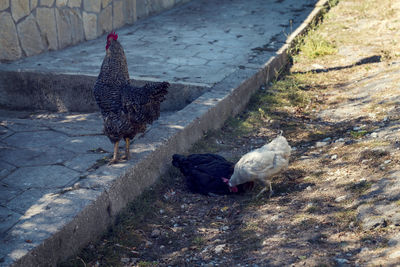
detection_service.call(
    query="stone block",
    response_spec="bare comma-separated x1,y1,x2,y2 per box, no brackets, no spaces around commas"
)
69,8,85,44
83,11,97,40
0,161,16,180
112,0,124,29
98,4,112,35
11,0,30,22
123,0,136,24
17,14,44,56
30,0,38,10
56,0,67,7
6,188,56,215
36,7,58,50
55,8,72,48
148,0,174,14
64,153,105,172
0,0,9,11
0,207,21,234
83,0,100,12
101,0,111,8
162,0,175,9
0,183,21,205
2,165,79,189
136,0,148,19
0,12,22,61
3,131,67,149
40,0,54,7
68,0,81,8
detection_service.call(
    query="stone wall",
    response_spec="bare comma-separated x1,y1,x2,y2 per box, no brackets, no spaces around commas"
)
0,0,190,62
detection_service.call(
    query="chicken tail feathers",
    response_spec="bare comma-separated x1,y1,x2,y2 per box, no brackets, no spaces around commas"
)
142,82,169,123
147,81,169,102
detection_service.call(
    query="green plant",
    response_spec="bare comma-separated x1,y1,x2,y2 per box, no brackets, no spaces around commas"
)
192,236,205,246
350,130,367,139
300,31,337,59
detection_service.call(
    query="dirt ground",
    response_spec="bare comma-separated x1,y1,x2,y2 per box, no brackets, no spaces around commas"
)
61,0,400,266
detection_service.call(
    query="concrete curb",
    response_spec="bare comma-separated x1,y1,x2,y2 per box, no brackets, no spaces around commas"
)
9,0,330,266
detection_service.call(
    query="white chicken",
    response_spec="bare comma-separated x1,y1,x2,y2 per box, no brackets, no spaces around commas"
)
229,135,291,197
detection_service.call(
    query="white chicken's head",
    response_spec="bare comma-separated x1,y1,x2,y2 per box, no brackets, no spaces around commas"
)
228,171,240,187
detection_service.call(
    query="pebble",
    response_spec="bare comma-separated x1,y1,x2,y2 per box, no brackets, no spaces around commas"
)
312,63,325,69
120,257,130,263
371,132,378,138
306,202,315,209
151,229,161,238
335,258,349,264
214,244,226,254
322,137,332,142
335,138,345,143
388,250,400,259
160,245,165,249
316,141,328,147
331,154,338,160
353,126,365,131
335,195,348,203
221,226,229,231
384,160,391,164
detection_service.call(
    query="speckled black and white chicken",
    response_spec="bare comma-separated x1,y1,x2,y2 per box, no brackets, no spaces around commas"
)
93,32,169,163
229,135,291,197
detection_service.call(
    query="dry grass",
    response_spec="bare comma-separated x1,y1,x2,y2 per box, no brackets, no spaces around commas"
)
61,0,400,266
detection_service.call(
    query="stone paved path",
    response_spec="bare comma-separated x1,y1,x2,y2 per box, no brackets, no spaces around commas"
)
0,0,317,86
0,0,320,265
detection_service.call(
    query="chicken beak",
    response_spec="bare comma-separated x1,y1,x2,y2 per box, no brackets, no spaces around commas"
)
229,186,238,193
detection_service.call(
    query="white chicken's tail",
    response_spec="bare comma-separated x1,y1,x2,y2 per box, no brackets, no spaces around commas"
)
261,136,291,159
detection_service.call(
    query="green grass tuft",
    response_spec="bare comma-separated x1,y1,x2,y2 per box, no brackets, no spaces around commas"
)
299,31,337,59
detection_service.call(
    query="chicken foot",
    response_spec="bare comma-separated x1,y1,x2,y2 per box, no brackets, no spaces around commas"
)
109,141,119,164
256,180,274,198
121,138,130,160
109,138,131,164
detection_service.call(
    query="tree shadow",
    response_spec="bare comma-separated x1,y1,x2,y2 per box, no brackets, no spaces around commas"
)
292,55,382,74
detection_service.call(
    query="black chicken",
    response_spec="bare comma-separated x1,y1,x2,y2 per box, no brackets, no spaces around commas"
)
93,32,169,163
172,153,252,195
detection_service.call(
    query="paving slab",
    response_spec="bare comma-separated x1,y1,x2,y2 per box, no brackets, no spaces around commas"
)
0,0,328,266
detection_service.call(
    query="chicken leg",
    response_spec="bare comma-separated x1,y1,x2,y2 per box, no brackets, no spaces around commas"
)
256,180,273,198
122,138,130,160
109,141,119,164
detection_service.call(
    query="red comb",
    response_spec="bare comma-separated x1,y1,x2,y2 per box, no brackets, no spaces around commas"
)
107,32,118,41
